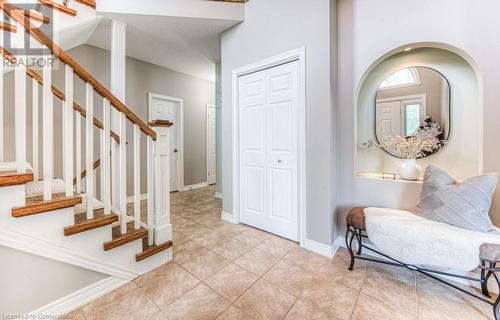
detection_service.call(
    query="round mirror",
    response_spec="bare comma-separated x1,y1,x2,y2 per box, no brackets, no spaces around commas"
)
374,66,450,159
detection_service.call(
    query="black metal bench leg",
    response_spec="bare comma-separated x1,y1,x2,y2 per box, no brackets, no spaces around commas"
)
356,229,363,255
345,226,356,271
482,261,492,297
493,268,499,320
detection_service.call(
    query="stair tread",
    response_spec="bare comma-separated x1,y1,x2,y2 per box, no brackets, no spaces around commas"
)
136,238,173,262
64,209,119,236
26,179,66,199
0,170,34,187
103,221,148,251
12,194,82,217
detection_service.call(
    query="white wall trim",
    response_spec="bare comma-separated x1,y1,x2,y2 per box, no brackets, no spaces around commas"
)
148,92,185,191
30,276,129,316
231,47,307,246
181,181,209,191
206,104,217,185
221,211,236,223
333,236,499,294
303,238,338,258
214,192,223,200
0,227,139,280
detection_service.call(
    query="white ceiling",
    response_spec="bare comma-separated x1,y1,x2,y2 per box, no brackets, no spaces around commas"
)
86,13,240,82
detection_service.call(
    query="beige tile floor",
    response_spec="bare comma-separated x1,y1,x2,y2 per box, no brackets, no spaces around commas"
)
68,185,496,320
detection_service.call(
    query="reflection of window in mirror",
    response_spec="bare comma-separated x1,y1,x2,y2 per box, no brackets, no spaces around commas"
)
379,68,420,89
404,103,421,136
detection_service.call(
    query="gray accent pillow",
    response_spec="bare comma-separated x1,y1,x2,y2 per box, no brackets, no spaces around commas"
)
415,165,498,233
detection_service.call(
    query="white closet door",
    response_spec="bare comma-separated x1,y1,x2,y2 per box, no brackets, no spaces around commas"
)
239,60,299,241
207,105,217,185
239,70,267,230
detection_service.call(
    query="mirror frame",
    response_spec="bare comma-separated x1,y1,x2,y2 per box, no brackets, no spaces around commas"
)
373,66,452,159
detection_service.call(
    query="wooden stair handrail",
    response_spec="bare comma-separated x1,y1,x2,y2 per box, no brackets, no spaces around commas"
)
1,1,157,140
0,22,16,32
73,158,100,185
39,0,77,16
73,0,95,9
0,47,121,144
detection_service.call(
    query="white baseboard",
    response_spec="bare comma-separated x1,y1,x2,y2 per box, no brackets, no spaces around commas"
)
221,211,236,224
333,236,499,294
126,193,148,203
303,238,337,258
181,182,209,191
0,227,139,280
31,276,129,316
214,192,223,200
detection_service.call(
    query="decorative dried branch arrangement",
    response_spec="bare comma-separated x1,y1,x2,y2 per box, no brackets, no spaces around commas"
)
366,120,445,159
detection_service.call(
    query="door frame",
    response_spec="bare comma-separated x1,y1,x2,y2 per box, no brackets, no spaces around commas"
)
206,104,216,185
231,47,307,245
147,92,185,192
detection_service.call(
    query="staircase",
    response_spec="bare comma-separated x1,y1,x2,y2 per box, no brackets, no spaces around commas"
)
0,0,173,285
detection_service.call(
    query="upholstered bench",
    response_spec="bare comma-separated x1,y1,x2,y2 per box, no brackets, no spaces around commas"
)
345,207,500,320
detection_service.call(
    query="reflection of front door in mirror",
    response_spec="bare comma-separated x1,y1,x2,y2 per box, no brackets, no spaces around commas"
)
376,100,401,142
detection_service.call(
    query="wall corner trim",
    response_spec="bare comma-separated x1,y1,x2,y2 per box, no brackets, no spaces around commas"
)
30,277,129,316
214,192,223,200
181,181,209,192
221,211,236,224
303,238,338,258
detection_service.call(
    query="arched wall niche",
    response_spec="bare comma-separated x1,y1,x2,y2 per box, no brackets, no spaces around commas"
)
355,43,483,180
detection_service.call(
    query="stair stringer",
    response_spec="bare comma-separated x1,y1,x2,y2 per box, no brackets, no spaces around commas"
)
0,185,171,280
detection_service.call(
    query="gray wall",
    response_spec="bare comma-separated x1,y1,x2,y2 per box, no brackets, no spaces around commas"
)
221,0,336,245
0,245,107,313
2,44,215,194
215,63,222,194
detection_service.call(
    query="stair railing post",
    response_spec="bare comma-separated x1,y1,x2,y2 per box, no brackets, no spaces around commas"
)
119,112,127,234
147,135,154,246
85,83,94,219
14,21,27,174
150,121,172,245
64,65,74,196
42,49,53,200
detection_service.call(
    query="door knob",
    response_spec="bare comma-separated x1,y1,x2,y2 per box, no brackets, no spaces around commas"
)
277,160,282,163
174,149,178,153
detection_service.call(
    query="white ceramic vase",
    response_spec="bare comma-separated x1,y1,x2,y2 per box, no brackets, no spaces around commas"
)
397,159,422,181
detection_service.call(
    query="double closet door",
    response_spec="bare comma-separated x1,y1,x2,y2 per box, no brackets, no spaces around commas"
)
238,60,299,241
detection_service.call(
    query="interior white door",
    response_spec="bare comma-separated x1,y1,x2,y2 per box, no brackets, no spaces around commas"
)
207,105,217,185
149,96,180,191
239,60,299,241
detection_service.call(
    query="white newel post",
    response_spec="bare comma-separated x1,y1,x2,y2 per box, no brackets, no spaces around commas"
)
150,121,173,245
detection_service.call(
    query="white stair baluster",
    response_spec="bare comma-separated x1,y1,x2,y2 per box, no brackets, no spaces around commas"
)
86,83,94,219
147,136,154,246
103,99,111,215
42,55,53,200
119,112,127,234
32,80,39,180
75,112,81,193
133,124,140,229
15,22,27,173
64,65,74,196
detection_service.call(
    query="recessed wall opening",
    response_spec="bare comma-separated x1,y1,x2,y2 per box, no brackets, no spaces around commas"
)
356,46,482,181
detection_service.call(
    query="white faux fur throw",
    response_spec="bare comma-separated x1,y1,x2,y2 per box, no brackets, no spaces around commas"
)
364,207,500,272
